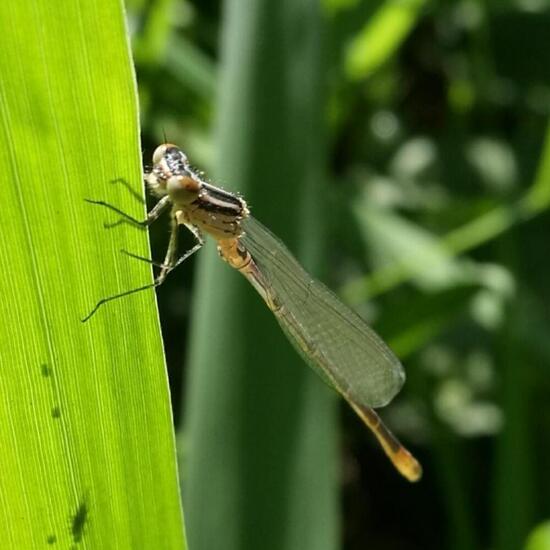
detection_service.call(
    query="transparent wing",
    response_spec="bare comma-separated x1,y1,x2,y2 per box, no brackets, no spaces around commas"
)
240,217,405,409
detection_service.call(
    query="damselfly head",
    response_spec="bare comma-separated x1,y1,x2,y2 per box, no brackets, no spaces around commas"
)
152,143,188,167
146,143,201,198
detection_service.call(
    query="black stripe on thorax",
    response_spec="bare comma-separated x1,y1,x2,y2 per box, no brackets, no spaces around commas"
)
194,182,246,217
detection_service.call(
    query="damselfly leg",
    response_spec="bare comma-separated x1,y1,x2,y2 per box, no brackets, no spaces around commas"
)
84,195,171,228
82,200,203,322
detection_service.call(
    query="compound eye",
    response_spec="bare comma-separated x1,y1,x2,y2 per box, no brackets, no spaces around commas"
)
166,175,183,193
166,175,200,194
152,144,169,165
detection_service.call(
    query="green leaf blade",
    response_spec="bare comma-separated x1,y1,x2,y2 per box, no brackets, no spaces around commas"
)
0,1,186,547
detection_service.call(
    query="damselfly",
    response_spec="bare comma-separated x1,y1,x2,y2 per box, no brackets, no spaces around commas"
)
85,144,422,482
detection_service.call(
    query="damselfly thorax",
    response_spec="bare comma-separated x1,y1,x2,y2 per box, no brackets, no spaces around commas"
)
145,144,257,286
146,144,249,241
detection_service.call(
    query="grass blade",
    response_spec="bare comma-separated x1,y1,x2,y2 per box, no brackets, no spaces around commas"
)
0,1,186,547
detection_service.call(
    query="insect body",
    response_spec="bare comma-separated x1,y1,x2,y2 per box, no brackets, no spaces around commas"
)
85,144,422,482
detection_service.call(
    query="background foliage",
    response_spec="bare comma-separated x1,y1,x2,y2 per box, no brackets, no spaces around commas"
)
131,0,550,549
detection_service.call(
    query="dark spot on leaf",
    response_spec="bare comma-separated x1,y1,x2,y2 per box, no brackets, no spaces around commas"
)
51,406,61,419
46,534,56,544
41,364,52,377
71,500,88,543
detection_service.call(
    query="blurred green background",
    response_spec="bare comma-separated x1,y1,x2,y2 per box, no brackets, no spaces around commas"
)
129,0,550,549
